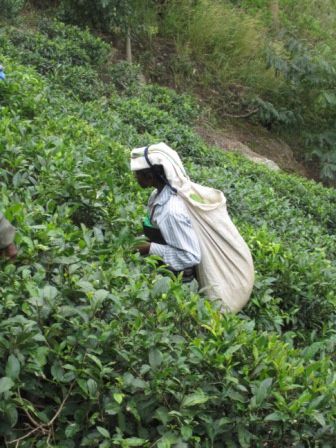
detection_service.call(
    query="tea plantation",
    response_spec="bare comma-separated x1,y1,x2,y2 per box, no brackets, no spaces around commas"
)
0,21,335,448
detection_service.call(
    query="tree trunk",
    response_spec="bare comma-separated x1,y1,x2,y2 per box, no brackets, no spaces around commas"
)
126,27,132,63
270,0,280,31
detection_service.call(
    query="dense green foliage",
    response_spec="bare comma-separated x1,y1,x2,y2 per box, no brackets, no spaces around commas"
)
47,0,336,181
57,0,156,36
0,0,25,19
0,19,111,101
0,20,336,447
156,0,336,182
7,1,336,180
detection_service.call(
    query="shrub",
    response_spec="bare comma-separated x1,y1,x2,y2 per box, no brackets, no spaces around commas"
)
0,0,25,20
161,0,277,94
58,0,158,39
0,57,47,118
50,65,107,101
3,20,111,71
140,85,199,124
37,18,112,67
260,36,336,182
107,61,143,96
0,20,111,101
0,27,335,447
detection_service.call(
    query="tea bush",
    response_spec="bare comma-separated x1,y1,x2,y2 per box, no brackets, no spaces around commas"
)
107,62,143,97
0,0,25,20
0,19,111,100
140,85,199,125
0,23,335,447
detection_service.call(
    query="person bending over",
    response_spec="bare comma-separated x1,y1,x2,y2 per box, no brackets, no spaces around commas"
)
132,161,201,283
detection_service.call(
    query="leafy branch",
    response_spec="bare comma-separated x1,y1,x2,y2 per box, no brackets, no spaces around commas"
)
7,382,75,446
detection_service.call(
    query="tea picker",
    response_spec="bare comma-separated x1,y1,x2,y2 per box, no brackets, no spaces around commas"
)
132,150,201,283
131,143,254,312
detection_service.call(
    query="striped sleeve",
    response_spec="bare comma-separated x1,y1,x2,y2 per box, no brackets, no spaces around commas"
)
149,206,201,271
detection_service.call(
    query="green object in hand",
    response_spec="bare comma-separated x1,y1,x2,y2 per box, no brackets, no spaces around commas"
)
143,214,153,228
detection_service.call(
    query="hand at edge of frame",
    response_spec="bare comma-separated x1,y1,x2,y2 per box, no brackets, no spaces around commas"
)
134,242,151,256
0,243,17,259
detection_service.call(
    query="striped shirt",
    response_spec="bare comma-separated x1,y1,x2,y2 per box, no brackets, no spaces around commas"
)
148,186,201,271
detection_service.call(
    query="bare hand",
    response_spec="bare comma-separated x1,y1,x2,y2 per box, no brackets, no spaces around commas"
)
0,243,17,259
135,242,151,256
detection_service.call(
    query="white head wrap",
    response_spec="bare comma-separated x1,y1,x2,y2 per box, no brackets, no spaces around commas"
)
130,142,190,190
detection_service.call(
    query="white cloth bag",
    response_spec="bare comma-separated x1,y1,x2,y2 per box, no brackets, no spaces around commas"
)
178,181,254,312
131,142,254,312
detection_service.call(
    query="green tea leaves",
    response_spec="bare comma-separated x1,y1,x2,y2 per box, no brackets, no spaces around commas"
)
5,355,20,380
252,378,273,407
148,348,163,369
181,390,210,408
0,377,14,394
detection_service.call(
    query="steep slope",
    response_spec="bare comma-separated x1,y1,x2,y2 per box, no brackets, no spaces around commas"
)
0,21,335,447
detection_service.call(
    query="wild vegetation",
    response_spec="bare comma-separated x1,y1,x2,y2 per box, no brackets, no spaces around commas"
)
47,0,336,183
2,1,336,180
156,0,336,183
0,17,335,447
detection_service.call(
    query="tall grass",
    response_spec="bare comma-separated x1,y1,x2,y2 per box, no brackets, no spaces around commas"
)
161,0,280,96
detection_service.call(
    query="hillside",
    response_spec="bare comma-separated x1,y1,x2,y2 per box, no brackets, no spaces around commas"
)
0,18,336,447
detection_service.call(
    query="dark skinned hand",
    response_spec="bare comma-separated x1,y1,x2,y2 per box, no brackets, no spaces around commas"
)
0,243,17,259
135,242,151,256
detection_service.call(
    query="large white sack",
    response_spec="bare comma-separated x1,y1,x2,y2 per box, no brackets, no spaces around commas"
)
178,181,254,313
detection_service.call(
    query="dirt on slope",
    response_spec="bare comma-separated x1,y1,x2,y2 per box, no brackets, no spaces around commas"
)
195,120,311,177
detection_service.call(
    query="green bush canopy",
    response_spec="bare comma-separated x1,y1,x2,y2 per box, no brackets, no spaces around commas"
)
0,20,335,447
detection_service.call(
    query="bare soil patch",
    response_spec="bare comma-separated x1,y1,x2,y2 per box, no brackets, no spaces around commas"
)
195,120,311,177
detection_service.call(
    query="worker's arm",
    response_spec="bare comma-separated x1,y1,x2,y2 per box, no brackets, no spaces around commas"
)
149,211,201,271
